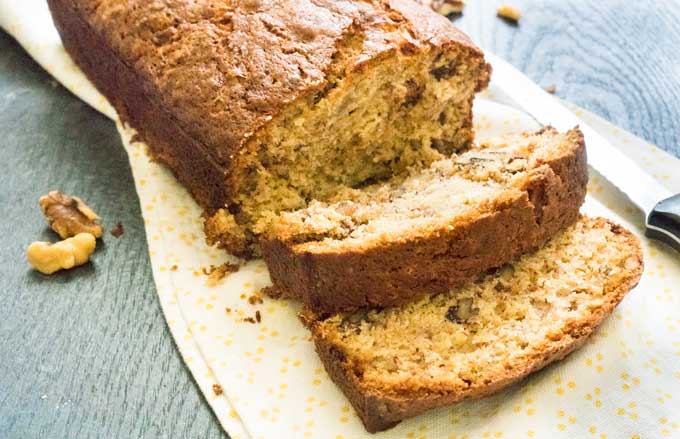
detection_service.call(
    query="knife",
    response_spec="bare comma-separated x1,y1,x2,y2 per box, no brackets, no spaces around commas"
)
485,52,680,252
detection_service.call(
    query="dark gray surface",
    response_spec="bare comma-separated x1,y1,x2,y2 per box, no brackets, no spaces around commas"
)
458,0,680,158
0,33,224,439
1,1,679,438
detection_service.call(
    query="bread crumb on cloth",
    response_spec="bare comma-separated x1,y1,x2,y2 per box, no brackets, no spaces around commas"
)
203,262,240,287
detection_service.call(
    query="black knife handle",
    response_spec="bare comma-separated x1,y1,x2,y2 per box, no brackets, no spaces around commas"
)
646,194,680,252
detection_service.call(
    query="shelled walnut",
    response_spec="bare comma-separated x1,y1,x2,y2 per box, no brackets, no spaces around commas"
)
497,4,521,22
27,233,96,275
39,191,102,239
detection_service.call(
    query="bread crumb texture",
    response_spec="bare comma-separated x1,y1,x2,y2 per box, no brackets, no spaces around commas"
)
205,31,489,255
54,0,490,257
38,0,677,433
114,84,678,438
273,127,582,251
307,217,642,427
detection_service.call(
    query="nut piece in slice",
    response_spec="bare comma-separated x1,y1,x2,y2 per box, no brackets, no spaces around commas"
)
39,191,102,239
27,233,97,275
497,4,521,22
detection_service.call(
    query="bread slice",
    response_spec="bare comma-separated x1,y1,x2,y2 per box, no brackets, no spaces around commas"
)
263,127,588,313
302,217,643,432
48,0,490,257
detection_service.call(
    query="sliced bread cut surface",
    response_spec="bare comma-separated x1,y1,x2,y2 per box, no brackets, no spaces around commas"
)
303,217,643,432
48,0,490,257
263,127,588,312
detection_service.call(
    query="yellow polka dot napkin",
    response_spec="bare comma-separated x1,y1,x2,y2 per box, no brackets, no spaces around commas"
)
3,2,680,438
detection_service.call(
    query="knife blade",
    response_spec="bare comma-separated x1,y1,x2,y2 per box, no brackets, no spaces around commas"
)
485,52,680,251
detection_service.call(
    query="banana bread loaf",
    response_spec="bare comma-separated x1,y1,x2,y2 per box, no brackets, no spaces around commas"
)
263,127,588,313
302,216,643,432
48,0,490,256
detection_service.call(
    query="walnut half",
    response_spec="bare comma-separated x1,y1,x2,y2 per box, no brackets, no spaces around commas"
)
27,233,96,275
39,191,102,239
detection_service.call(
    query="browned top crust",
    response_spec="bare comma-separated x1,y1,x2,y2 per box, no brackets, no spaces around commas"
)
63,0,483,190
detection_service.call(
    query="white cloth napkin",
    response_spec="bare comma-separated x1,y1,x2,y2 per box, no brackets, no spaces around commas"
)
3,2,680,438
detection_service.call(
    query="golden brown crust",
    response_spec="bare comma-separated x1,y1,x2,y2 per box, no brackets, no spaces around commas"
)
304,217,644,432
263,128,588,313
48,0,232,209
47,0,489,234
